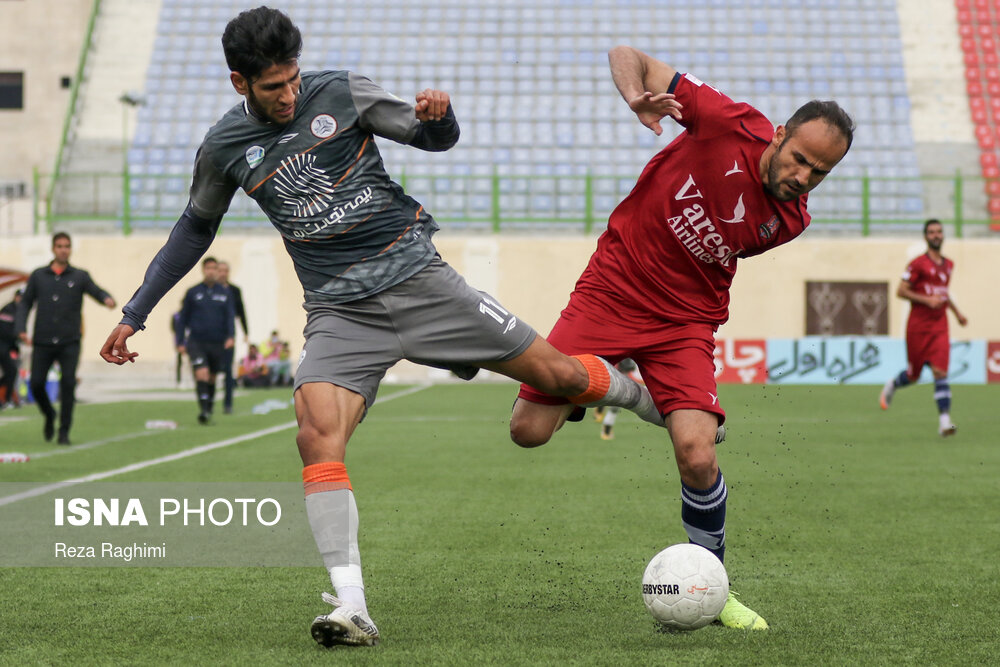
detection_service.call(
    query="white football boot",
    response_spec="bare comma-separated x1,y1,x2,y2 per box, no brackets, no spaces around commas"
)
939,414,958,438
311,592,380,647
879,378,895,410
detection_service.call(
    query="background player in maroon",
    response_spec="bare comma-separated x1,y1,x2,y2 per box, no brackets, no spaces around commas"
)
879,219,967,436
510,46,853,629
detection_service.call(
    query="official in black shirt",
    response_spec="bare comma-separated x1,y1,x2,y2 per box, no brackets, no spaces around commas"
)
177,257,235,423
217,261,246,414
16,233,116,444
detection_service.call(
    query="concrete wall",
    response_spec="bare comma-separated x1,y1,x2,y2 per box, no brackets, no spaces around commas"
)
0,233,994,383
0,0,93,184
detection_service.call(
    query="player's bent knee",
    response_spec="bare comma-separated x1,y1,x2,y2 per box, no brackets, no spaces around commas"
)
296,420,331,451
674,446,719,488
509,420,553,448
295,425,319,452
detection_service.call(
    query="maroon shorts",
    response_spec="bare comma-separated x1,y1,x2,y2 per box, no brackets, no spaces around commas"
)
517,291,725,422
906,328,949,380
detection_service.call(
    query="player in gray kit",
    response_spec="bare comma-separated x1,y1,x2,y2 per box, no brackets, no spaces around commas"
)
100,6,661,647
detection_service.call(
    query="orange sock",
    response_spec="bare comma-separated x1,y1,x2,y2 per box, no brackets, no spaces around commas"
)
303,461,352,495
568,354,610,405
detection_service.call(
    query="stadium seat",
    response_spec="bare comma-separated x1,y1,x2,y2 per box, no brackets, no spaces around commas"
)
988,197,1000,217
122,0,924,227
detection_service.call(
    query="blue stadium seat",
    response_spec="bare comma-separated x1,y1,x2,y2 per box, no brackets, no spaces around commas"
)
127,0,919,226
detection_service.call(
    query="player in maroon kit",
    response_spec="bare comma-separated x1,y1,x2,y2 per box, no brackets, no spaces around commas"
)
510,46,854,630
879,219,967,436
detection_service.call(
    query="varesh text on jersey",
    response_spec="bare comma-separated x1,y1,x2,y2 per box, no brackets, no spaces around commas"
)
578,72,810,327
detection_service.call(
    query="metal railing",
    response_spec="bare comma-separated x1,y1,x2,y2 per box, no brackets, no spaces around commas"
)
45,0,102,220
34,169,1000,236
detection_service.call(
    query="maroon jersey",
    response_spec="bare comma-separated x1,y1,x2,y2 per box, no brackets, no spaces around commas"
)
574,72,810,326
903,253,953,333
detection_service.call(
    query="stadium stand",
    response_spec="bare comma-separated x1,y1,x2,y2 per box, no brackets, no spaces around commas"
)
956,0,1000,228
74,0,926,230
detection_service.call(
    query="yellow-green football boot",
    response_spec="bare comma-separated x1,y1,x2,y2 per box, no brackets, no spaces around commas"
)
716,591,769,630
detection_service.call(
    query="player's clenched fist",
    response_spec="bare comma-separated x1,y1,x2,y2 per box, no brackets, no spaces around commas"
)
415,89,449,122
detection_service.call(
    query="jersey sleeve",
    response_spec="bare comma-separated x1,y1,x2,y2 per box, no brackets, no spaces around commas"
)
81,270,112,304
14,271,38,335
189,145,238,219
667,72,760,141
901,258,919,283
348,72,421,144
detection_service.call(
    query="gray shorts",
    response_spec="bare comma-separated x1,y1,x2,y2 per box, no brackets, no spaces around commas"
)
294,257,537,407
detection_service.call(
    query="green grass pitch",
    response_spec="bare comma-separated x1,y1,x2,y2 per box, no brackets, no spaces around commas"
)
1,382,998,665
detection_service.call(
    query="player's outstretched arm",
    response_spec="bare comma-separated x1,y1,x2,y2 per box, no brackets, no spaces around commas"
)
121,204,221,327
350,73,459,151
103,204,221,367
608,45,683,135
101,323,137,365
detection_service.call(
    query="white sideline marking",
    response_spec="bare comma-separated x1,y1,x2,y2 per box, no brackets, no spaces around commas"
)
0,384,430,508
29,430,161,459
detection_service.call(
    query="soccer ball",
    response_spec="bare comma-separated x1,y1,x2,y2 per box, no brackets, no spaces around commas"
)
641,543,729,630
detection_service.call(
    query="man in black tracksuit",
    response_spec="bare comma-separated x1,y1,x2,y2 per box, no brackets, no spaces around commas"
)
16,232,116,444
177,256,235,423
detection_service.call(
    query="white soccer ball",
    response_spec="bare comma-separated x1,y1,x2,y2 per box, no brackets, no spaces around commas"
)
642,543,729,630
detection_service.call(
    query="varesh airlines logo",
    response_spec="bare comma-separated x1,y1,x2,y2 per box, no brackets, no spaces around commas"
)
310,114,337,138
667,174,740,267
717,193,745,224
245,145,265,169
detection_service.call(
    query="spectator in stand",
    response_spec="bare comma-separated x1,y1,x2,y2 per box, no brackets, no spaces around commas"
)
238,343,270,388
264,337,292,386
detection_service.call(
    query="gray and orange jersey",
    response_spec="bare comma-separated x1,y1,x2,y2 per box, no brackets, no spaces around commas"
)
190,70,458,303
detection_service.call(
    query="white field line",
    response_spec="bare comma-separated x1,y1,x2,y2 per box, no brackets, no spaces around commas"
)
29,430,161,459
0,384,431,507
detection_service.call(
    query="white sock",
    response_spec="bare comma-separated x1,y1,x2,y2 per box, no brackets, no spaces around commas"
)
574,356,663,426
305,487,367,613
333,582,368,614
939,413,952,429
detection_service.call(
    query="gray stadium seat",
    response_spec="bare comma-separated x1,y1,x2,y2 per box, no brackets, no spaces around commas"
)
129,0,922,228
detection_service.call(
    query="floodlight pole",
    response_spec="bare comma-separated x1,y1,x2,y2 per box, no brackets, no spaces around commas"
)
121,101,130,234
118,92,145,235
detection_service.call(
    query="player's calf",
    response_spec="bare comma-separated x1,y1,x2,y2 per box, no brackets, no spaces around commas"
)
569,355,664,426
510,400,574,447
879,370,910,410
